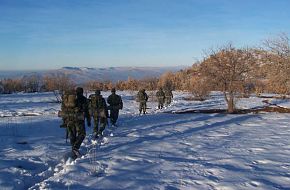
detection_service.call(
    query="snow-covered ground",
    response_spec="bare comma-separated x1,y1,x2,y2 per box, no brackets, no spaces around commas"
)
1,91,290,190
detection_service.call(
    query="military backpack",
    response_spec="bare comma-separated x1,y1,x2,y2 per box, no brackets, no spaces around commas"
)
62,93,76,108
90,95,107,118
138,92,148,102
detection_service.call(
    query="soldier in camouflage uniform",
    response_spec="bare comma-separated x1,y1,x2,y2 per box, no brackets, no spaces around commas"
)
137,89,148,115
156,87,165,109
61,87,91,159
165,89,173,105
107,88,123,126
89,90,108,138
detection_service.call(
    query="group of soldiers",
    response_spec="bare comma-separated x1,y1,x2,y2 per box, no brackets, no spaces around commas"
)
59,87,173,159
60,87,123,159
137,88,173,114
155,87,173,110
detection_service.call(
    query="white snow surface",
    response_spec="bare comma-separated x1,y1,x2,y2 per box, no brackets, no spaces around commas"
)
1,91,290,190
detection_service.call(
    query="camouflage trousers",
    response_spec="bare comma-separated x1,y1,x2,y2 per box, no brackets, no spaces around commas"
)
109,109,119,125
157,98,165,109
67,120,86,151
165,97,172,105
93,116,107,135
139,101,147,114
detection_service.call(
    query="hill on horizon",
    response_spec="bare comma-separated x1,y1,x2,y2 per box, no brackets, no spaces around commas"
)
0,66,187,84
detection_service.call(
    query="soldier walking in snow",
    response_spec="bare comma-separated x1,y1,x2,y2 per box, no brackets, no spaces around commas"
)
107,88,123,126
165,89,173,105
137,89,148,115
89,90,109,138
60,87,91,159
156,87,165,109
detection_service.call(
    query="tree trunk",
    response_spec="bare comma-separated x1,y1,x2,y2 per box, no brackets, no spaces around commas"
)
227,94,235,113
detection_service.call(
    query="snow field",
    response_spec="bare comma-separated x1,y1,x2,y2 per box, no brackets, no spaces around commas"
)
0,91,290,189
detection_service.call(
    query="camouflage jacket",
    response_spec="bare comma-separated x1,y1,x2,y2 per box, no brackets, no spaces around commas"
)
89,94,109,117
156,90,165,99
107,94,123,110
137,91,148,102
60,93,90,122
75,94,90,121
165,91,173,98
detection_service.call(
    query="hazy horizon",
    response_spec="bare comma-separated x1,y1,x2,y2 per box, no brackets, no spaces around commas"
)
0,65,187,72
0,65,186,83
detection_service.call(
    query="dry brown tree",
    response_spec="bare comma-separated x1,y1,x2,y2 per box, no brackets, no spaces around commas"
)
22,74,42,93
263,33,290,95
200,44,257,113
186,64,211,100
189,75,211,101
158,72,175,91
43,74,75,93
1,78,24,94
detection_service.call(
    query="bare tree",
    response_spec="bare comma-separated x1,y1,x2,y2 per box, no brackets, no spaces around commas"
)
126,77,139,91
22,74,42,93
263,33,290,95
158,72,175,91
200,43,256,113
1,78,24,93
186,64,211,100
189,75,210,101
139,77,158,91
43,74,75,93
264,33,290,57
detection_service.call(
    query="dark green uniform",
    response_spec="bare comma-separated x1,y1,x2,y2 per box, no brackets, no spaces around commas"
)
89,90,108,137
107,88,123,125
156,88,165,109
165,90,173,105
137,89,148,114
61,87,90,159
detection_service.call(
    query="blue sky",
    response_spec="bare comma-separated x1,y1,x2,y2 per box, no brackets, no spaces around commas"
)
0,0,289,70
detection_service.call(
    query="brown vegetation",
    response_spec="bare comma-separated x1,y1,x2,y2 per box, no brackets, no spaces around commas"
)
43,75,75,93
200,44,257,113
1,33,290,114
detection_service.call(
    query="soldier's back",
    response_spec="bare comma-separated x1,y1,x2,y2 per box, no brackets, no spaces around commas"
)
108,94,121,104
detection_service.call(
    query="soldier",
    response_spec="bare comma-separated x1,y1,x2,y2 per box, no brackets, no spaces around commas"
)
165,89,173,105
107,88,123,126
61,87,91,159
59,92,68,129
89,90,108,138
137,89,148,115
156,87,165,109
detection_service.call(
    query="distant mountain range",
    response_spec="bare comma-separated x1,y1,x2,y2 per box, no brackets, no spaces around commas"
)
0,66,187,84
